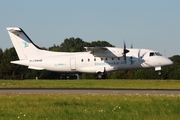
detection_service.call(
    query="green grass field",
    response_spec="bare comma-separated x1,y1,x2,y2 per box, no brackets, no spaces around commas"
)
0,94,180,120
0,79,180,119
0,79,180,89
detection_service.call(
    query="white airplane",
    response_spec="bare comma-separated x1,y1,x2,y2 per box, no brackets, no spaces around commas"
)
7,27,173,79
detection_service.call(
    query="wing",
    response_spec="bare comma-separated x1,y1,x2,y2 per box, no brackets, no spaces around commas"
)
84,47,108,53
84,47,123,57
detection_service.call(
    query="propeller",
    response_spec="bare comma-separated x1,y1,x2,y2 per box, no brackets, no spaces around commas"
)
137,49,152,67
123,41,130,63
138,49,146,62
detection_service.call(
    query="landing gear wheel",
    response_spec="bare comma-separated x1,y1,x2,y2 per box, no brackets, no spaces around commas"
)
97,72,106,79
158,71,161,76
97,72,103,79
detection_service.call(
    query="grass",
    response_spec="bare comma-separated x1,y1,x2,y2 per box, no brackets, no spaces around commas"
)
0,94,179,120
0,80,180,119
0,79,180,89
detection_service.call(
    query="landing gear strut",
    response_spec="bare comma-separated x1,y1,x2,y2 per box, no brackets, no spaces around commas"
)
97,72,107,79
97,67,107,79
157,70,162,79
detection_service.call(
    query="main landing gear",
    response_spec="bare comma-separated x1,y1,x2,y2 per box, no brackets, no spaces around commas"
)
97,72,107,79
97,67,107,79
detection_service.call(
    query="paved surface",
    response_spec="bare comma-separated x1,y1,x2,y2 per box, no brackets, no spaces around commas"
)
0,88,180,95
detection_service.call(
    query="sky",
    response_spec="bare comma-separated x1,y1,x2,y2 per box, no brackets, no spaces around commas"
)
0,0,180,57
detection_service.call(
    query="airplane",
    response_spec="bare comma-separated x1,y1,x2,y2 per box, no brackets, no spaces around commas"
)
7,27,173,79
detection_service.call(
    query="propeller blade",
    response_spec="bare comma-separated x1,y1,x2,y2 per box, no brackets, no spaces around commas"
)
138,49,140,58
141,52,146,59
124,41,126,49
123,41,129,63
124,54,127,63
123,41,130,54
138,49,146,62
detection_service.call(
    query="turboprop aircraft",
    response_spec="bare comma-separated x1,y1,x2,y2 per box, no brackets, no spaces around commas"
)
7,27,173,79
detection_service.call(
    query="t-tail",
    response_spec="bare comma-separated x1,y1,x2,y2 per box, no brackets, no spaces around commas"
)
7,27,41,60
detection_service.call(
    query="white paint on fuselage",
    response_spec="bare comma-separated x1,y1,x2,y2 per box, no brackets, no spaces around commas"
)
7,27,173,75
12,48,172,74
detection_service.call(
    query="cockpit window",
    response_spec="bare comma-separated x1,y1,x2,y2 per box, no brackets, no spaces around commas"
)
149,52,162,57
150,52,155,56
155,52,162,56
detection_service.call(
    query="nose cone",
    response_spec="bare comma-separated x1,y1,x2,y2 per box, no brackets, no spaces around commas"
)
161,57,173,66
167,59,173,65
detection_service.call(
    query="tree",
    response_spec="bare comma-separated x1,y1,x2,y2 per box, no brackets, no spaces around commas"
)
0,47,28,79
48,44,61,52
1,48,17,79
60,37,87,52
90,40,114,47
163,55,180,79
0,48,3,78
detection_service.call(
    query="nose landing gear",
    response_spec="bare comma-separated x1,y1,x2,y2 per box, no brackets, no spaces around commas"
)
157,70,163,79
158,71,161,76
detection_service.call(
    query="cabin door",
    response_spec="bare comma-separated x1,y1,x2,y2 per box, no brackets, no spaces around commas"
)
70,58,76,70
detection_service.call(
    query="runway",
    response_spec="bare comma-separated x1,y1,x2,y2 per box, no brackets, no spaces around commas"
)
0,88,180,95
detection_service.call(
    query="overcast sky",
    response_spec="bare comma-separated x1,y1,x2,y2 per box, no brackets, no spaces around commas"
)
0,0,180,57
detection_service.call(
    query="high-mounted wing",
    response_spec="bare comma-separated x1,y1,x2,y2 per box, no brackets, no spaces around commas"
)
84,47,108,53
84,47,123,57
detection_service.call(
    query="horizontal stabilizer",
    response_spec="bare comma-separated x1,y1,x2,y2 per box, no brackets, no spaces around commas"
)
11,60,27,65
28,66,44,70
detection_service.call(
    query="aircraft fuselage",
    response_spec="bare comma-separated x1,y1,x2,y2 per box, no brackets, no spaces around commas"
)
12,48,173,74
7,27,173,78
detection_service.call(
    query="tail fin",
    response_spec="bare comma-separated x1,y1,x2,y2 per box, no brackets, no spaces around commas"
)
7,27,41,60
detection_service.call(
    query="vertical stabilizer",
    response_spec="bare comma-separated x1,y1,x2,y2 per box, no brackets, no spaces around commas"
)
7,27,41,60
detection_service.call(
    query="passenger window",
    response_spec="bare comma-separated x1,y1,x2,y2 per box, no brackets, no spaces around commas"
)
105,58,108,61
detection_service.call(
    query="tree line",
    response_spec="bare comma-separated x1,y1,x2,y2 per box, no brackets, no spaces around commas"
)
0,37,179,80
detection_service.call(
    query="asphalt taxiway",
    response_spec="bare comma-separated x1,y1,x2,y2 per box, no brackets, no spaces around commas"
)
0,88,180,95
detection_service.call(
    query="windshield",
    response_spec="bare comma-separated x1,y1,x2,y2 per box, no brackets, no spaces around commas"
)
155,52,162,56
149,52,162,57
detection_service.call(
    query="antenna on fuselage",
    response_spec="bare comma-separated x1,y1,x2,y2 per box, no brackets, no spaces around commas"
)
164,50,166,56
131,43,133,48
